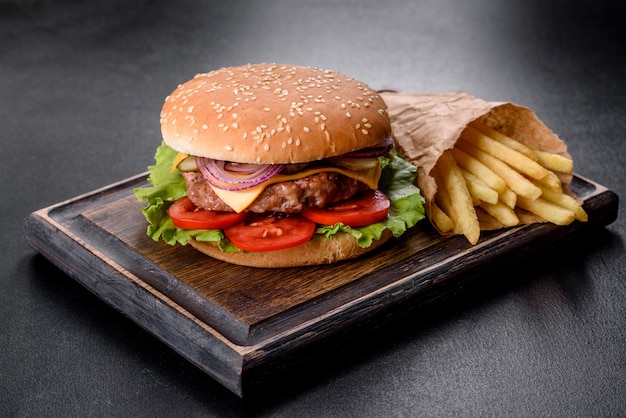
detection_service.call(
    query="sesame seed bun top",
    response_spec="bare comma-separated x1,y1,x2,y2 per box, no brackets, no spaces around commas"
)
159,63,391,164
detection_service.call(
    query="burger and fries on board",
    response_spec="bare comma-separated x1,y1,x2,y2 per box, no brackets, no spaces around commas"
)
135,63,587,267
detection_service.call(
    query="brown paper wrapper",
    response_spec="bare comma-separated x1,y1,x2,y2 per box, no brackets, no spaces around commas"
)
380,91,573,232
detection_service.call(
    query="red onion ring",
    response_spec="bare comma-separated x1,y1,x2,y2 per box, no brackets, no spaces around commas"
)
197,157,284,191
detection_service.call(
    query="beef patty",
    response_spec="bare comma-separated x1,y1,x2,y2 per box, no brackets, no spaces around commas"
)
183,171,370,213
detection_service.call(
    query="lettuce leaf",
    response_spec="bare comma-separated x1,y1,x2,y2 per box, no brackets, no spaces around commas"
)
134,142,425,251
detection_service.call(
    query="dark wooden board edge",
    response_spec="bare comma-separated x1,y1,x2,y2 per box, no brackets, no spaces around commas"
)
24,206,250,396
23,173,619,397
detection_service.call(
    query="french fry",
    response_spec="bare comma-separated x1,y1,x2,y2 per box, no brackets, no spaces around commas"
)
498,187,517,208
479,200,520,227
461,125,551,180
435,151,480,244
469,122,538,161
532,181,588,222
456,140,542,200
449,147,507,193
471,121,574,174
430,201,454,233
460,168,499,205
516,196,576,226
433,168,457,227
533,149,574,174
475,207,504,230
534,170,564,192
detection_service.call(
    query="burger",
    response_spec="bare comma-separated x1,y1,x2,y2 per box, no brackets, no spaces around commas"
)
135,63,425,268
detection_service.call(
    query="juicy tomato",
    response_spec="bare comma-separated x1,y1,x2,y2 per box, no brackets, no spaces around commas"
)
224,213,316,252
302,189,390,227
167,196,248,230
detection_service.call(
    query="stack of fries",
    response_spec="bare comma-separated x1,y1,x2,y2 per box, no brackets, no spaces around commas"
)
431,121,587,244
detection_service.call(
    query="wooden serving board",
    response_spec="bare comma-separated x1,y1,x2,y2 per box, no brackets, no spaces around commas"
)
25,173,618,397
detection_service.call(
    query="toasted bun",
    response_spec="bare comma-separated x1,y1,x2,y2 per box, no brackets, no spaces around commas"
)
189,230,392,268
160,63,391,164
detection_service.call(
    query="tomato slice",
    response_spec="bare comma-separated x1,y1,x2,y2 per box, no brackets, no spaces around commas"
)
224,213,316,252
167,196,248,230
302,189,390,227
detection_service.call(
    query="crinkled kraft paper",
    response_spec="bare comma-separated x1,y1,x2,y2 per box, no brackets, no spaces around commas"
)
380,91,573,230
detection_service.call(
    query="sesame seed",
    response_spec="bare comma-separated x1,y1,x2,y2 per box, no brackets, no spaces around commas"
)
263,107,271,112
264,144,270,151
243,132,248,140
202,124,208,129
232,122,239,129
362,129,369,135
346,112,352,118
303,126,310,133
232,113,238,119
225,145,233,151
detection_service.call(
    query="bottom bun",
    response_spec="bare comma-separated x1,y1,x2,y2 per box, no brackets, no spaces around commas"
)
189,230,393,268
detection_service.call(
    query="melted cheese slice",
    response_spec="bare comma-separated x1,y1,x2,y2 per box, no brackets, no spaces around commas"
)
212,164,382,212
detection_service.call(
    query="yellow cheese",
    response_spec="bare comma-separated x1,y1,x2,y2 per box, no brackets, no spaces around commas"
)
211,164,382,213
